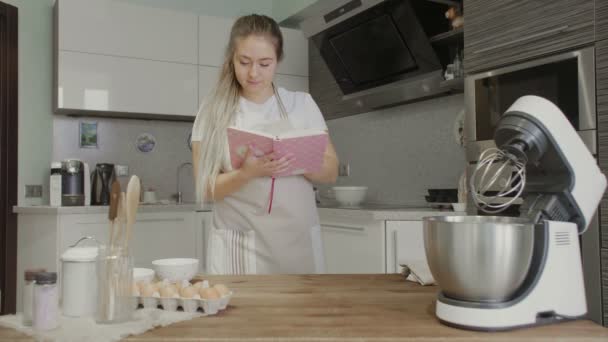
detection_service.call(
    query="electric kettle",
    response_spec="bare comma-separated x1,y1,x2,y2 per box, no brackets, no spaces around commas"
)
91,163,115,205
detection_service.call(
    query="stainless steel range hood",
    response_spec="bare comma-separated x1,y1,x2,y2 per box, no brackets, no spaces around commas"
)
290,0,460,113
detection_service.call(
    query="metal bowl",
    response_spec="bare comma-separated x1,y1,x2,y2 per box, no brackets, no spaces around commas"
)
423,216,535,302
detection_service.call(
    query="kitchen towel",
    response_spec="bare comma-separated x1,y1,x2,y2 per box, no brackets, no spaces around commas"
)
0,308,203,342
401,260,436,286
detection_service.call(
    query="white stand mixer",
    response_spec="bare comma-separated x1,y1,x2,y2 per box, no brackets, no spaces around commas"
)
433,95,606,330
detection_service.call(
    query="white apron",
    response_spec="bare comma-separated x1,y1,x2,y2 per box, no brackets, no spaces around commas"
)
206,86,325,275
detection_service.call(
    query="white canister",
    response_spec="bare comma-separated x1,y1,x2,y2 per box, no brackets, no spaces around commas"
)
60,244,99,317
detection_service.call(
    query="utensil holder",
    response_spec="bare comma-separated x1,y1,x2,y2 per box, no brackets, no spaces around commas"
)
95,246,133,324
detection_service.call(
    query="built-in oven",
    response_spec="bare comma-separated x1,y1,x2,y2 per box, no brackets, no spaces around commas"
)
464,46,596,161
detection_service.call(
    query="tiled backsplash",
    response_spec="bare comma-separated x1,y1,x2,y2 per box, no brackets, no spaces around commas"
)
53,116,196,203
323,94,466,206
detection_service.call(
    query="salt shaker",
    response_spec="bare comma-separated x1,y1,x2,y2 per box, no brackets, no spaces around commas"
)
22,268,46,326
33,272,59,331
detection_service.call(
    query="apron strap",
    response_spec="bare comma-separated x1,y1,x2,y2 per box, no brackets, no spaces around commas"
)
273,83,288,120
267,83,288,214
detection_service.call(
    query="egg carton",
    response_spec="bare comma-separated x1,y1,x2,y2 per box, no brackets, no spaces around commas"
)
133,291,233,315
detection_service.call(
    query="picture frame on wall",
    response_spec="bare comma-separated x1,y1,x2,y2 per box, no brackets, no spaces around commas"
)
79,121,98,148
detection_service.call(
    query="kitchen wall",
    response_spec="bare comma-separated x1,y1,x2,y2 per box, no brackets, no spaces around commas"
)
4,0,55,206
53,116,195,203
322,94,466,206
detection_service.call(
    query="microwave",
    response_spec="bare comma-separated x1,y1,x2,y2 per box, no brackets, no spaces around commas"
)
464,47,596,161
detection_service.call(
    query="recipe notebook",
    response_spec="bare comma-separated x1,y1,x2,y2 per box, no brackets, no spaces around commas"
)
227,126,329,177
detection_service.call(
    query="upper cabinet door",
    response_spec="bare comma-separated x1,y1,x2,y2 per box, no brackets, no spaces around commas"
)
57,51,198,117
277,27,309,77
56,0,198,64
274,74,309,93
198,15,232,67
464,0,594,74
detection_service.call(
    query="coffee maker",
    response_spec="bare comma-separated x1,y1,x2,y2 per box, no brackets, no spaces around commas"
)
61,159,90,206
91,163,116,205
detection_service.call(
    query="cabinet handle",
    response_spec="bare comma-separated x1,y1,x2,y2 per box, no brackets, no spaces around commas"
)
135,218,184,223
78,218,184,224
472,25,570,54
323,224,365,232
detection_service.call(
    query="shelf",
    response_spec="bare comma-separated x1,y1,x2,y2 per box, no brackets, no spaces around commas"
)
429,27,463,45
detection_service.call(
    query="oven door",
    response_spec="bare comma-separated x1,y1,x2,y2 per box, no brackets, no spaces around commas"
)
465,47,596,161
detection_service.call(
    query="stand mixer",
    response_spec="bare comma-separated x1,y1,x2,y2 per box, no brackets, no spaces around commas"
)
424,95,607,330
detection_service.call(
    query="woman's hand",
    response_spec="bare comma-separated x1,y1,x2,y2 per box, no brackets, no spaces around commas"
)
241,145,294,179
304,138,339,184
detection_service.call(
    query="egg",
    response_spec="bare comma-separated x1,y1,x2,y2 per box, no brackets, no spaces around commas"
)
192,281,203,289
180,286,198,299
160,286,178,298
199,287,220,300
141,283,158,297
156,279,169,289
132,283,140,296
174,279,190,290
213,284,230,297
166,284,178,293
137,280,149,292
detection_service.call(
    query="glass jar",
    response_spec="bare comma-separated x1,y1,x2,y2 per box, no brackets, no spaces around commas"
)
33,272,59,331
95,246,133,324
22,268,46,326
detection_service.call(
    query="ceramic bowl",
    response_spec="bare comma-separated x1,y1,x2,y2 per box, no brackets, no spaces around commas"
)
133,267,155,283
332,186,368,207
152,258,199,282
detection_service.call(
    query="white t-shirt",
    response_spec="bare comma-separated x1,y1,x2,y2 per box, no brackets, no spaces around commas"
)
191,87,327,142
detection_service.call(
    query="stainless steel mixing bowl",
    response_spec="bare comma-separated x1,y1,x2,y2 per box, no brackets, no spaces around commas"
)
423,216,535,302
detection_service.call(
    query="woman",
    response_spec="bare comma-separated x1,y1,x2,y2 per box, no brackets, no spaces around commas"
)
191,14,339,275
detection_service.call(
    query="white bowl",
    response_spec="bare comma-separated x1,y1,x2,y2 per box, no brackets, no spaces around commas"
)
332,186,368,207
452,203,467,212
133,268,155,283
152,258,199,282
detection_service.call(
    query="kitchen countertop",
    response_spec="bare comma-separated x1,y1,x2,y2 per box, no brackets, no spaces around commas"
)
1,274,605,341
13,203,213,214
14,203,458,220
318,204,464,220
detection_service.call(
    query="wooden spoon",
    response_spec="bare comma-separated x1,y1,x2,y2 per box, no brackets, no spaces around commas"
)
124,175,141,253
108,181,121,251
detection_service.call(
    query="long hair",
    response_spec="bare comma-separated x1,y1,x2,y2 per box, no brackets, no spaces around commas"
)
192,14,284,203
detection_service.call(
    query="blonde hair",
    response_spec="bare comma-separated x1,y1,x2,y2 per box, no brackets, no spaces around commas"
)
193,14,284,203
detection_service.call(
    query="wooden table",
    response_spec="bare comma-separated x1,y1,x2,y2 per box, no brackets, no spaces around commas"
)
1,274,607,341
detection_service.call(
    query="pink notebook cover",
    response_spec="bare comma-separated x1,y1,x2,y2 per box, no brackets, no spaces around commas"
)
227,127,329,177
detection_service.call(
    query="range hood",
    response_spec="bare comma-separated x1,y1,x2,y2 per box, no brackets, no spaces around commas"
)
294,0,456,111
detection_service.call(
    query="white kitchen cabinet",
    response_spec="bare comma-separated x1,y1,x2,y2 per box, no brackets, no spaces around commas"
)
274,73,309,93
16,209,206,311
319,213,385,274
195,211,213,273
385,221,427,274
56,0,198,64
58,212,203,269
198,15,233,67
276,27,309,77
198,65,220,107
57,51,198,117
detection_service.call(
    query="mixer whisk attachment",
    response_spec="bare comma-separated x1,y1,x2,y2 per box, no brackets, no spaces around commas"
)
470,147,527,213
